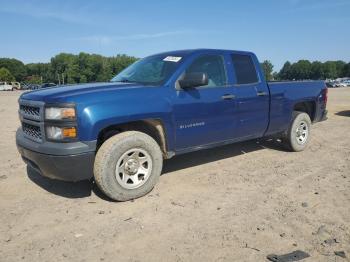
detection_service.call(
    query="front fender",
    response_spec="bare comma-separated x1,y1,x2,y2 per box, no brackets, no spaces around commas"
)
77,97,175,149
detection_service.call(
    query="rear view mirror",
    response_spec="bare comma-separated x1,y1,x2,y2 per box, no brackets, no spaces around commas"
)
179,72,208,89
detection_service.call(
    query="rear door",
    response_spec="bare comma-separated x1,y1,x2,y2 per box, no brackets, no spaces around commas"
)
172,53,237,150
229,53,270,139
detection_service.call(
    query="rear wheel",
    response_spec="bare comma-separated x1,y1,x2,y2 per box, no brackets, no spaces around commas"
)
94,131,163,201
284,111,311,152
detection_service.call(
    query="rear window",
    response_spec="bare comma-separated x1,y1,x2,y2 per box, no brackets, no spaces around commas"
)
231,54,259,84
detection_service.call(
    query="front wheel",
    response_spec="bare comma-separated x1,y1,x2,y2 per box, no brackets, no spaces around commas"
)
284,111,312,152
94,131,163,201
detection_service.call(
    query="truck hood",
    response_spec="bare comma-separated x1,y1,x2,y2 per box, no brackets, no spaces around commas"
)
20,82,149,103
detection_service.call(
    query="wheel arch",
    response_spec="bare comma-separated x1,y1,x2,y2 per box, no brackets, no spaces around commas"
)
293,100,316,122
96,119,169,158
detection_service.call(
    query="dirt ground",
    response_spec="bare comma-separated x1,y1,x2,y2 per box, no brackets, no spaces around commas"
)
0,88,349,262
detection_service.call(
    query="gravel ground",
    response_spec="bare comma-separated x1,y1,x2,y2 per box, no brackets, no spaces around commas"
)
0,88,349,262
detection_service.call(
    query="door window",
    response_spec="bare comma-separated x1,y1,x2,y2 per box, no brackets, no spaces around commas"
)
183,55,227,87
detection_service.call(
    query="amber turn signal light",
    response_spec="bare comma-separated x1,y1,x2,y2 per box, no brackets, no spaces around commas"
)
62,127,77,138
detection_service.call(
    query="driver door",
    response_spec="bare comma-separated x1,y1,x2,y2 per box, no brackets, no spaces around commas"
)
172,54,237,151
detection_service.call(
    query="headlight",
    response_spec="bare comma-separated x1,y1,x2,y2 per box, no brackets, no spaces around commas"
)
46,126,77,140
45,107,75,120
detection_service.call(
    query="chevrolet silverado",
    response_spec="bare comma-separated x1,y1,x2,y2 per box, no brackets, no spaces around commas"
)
16,49,328,201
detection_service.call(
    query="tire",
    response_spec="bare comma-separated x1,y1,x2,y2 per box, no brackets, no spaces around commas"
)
94,131,163,201
284,111,311,152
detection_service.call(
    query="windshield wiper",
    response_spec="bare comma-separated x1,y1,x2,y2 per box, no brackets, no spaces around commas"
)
111,78,154,85
112,78,140,84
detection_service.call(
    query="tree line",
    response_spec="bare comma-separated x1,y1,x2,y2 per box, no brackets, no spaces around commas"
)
261,60,350,81
0,53,137,84
0,52,349,84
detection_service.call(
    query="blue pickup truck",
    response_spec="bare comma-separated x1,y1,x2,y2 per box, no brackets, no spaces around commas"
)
16,49,328,201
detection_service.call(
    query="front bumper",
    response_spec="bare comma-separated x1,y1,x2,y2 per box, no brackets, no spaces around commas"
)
16,128,96,182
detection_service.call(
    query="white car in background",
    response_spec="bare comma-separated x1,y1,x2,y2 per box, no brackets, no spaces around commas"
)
0,82,14,91
337,82,348,87
11,82,21,90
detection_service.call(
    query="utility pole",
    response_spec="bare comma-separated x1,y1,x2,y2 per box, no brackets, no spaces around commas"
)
57,73,61,85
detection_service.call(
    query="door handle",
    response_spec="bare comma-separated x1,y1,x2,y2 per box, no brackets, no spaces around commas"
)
257,91,268,96
221,94,235,100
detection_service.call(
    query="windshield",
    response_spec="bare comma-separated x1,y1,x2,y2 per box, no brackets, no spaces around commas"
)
111,54,183,85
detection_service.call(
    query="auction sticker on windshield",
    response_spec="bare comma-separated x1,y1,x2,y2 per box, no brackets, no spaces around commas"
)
163,56,182,62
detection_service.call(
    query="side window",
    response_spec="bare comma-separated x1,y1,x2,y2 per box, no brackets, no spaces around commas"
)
185,55,227,87
231,54,259,85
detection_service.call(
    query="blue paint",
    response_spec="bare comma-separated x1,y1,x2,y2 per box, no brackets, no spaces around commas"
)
20,49,327,155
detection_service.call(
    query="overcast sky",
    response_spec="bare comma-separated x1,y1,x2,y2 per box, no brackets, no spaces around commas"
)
1,0,349,70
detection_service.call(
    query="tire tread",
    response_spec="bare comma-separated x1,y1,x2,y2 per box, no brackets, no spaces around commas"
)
94,131,162,201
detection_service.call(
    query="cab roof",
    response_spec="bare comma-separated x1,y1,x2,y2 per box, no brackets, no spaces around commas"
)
151,48,256,58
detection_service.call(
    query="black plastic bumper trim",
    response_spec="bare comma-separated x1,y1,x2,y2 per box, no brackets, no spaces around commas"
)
18,145,94,182
319,109,328,122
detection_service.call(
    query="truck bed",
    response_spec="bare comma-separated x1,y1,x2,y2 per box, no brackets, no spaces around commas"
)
265,80,326,136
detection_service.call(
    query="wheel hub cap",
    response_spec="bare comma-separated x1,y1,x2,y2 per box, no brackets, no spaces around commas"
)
115,148,152,190
295,121,308,145
124,159,140,174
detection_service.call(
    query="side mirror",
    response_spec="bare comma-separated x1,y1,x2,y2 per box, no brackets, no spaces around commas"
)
179,72,208,89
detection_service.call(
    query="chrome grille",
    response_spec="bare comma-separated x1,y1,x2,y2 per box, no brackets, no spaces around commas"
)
22,122,42,142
